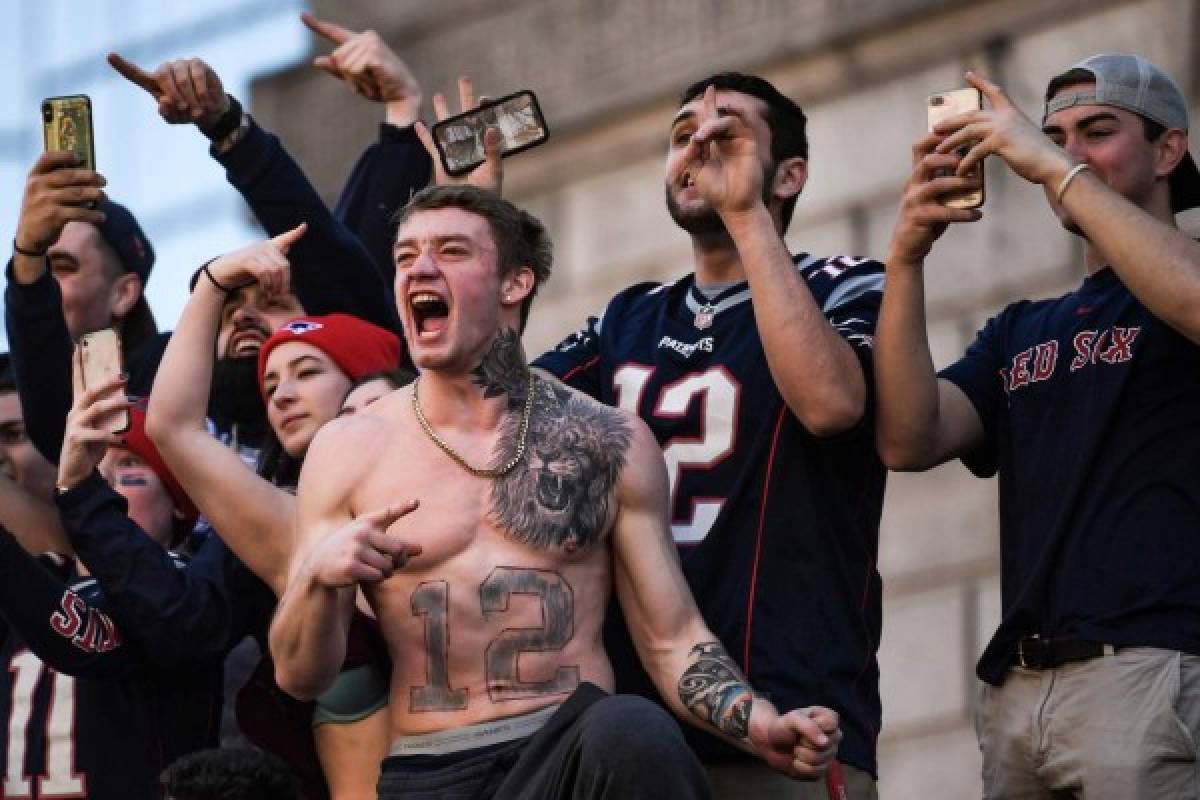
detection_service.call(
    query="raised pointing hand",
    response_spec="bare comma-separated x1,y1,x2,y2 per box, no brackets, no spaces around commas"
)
205,223,307,298
107,52,229,127
301,12,423,126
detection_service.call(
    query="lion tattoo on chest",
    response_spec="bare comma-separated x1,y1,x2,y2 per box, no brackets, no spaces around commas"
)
490,380,631,553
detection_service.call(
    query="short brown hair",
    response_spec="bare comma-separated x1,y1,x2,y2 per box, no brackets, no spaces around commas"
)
393,186,553,333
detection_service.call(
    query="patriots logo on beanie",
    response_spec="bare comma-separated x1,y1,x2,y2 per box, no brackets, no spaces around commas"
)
257,314,404,401
283,320,324,335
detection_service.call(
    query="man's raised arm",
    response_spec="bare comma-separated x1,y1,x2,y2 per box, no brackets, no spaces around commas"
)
941,72,1200,343
301,12,434,278
611,415,841,779
107,52,401,332
684,87,865,436
873,129,987,471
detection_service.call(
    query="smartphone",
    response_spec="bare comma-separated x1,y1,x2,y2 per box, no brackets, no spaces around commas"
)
432,90,549,177
43,95,95,172
927,88,984,209
75,329,129,435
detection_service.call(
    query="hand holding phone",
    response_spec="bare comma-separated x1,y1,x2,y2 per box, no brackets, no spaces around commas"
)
58,329,131,491
13,96,106,261
431,90,549,177
414,78,549,192
927,88,984,209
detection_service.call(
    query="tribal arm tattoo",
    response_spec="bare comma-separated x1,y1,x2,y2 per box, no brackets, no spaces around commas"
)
677,641,754,741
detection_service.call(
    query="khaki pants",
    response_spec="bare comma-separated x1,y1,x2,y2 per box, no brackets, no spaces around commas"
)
976,647,1200,799
705,760,878,800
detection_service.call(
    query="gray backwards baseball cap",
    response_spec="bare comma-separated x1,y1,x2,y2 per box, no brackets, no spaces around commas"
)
1043,53,1200,213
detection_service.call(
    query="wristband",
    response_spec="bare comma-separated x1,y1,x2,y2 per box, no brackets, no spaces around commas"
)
1055,163,1091,204
198,94,244,141
12,239,46,258
202,264,236,293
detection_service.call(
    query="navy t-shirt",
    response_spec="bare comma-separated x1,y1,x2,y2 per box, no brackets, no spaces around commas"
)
940,267,1200,685
535,254,886,775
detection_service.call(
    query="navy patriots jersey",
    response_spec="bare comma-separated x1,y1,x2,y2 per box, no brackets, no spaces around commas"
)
0,535,221,799
940,267,1200,685
535,253,886,775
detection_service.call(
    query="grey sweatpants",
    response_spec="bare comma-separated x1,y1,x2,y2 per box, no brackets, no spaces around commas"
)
378,683,711,800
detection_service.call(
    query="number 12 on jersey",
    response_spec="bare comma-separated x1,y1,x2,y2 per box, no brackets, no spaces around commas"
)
613,365,739,544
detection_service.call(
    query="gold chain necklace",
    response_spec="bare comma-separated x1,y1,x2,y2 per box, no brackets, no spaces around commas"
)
411,373,535,479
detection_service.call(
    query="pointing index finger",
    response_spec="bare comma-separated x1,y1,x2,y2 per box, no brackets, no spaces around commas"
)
300,12,354,45
362,499,420,531
107,52,160,95
271,222,308,254
701,84,718,124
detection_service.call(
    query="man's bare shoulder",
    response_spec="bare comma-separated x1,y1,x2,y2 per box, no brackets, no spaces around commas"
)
303,387,413,477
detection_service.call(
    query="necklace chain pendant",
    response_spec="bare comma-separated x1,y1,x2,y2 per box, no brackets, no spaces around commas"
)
412,373,535,479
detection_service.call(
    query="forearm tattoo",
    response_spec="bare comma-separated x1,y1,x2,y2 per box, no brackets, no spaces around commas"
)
478,330,632,554
678,641,754,740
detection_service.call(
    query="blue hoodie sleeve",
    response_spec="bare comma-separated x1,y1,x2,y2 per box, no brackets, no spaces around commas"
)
3,262,72,464
212,119,402,335
0,529,140,677
333,122,433,285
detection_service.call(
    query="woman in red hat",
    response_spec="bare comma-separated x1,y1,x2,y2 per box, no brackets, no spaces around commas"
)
146,225,405,800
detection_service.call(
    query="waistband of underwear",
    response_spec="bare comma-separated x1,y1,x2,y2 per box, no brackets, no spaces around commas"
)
388,702,563,757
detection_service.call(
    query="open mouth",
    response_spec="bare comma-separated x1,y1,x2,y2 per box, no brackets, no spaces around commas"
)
229,329,267,357
410,292,450,338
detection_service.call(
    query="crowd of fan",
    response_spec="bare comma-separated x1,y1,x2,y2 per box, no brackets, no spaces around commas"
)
3,8,1200,800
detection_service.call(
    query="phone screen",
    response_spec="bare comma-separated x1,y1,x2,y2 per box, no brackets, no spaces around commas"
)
432,90,549,176
43,95,95,172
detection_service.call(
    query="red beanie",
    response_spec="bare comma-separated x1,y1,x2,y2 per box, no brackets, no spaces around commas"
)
257,314,403,399
120,404,199,526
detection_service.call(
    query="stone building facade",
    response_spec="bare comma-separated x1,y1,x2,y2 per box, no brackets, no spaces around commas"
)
254,0,1198,795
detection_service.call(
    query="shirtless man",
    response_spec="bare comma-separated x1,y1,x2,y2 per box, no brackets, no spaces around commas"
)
270,185,841,799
